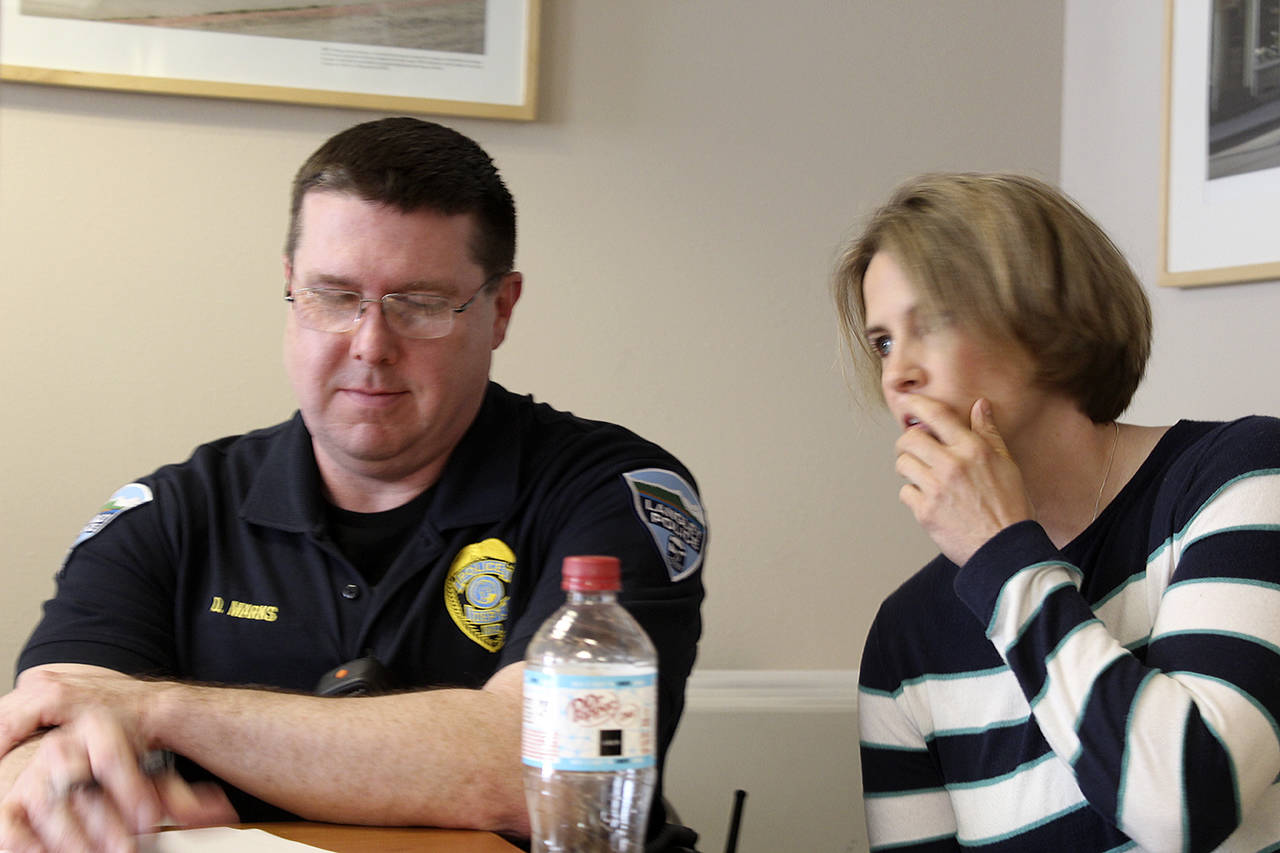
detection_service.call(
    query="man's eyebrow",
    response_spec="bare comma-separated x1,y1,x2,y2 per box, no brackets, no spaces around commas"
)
306,274,359,289
304,274,457,294
396,280,458,294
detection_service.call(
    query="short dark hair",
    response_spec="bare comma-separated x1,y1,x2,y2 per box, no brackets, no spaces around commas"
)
285,117,516,276
833,173,1151,423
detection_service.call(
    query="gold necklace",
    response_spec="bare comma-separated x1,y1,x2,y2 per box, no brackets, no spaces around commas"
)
1092,421,1120,522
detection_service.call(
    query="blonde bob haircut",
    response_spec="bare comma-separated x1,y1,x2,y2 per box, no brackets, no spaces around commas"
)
833,173,1151,423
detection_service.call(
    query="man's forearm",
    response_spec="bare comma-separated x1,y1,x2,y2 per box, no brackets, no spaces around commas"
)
145,665,527,833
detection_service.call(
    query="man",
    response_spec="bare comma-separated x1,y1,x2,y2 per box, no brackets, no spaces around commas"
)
0,117,706,851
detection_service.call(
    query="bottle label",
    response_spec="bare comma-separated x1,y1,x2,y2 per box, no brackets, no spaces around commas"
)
521,669,657,771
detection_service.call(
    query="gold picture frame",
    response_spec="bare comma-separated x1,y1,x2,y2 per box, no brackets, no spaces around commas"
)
0,0,539,120
1161,0,1280,287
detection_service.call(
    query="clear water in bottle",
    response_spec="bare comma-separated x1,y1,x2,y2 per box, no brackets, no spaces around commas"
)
522,555,657,852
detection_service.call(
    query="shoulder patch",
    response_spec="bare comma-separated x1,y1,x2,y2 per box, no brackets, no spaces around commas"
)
69,483,154,552
622,468,706,582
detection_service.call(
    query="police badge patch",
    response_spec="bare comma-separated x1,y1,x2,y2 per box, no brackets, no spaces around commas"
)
445,538,515,652
62,482,154,572
622,469,706,582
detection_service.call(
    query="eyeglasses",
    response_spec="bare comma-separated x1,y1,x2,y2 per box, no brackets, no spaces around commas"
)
285,271,508,340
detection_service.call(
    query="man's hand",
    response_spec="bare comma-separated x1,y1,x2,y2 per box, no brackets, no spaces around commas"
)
0,668,236,852
0,667,149,761
5,662,528,835
894,397,1033,566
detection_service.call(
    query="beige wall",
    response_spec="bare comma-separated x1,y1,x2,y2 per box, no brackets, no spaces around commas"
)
0,1,1063,695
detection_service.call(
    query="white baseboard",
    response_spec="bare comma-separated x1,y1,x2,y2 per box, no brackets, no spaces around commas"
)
684,668,859,713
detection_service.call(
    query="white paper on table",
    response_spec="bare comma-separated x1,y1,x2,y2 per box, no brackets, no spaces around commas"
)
138,827,334,852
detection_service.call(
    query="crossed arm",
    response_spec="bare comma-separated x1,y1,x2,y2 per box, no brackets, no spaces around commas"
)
0,660,528,851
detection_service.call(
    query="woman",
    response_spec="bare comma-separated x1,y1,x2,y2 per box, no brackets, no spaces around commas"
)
833,173,1280,851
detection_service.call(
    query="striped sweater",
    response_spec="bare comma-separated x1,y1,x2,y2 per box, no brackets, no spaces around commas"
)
858,417,1280,852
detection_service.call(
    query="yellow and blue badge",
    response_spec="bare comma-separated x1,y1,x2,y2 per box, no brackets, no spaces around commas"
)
63,482,154,571
445,538,515,652
622,468,706,582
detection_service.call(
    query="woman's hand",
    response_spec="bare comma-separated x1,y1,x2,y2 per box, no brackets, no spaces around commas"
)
894,396,1033,565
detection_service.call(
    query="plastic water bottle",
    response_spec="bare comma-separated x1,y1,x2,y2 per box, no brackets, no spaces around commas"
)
522,555,658,852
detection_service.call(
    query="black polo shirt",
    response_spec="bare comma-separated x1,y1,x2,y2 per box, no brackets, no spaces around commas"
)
19,382,707,822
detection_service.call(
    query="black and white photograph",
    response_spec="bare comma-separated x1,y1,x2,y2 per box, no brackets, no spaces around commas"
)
0,0,535,117
1163,0,1280,286
1208,0,1280,180
20,0,486,53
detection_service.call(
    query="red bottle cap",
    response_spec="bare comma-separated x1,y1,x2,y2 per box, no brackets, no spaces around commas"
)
561,555,621,592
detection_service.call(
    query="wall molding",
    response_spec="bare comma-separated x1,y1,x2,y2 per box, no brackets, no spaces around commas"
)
684,669,859,713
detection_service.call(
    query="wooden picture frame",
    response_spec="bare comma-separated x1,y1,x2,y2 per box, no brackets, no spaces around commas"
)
0,0,539,120
1161,0,1280,287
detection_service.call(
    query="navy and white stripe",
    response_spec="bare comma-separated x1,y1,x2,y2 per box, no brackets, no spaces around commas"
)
859,417,1280,852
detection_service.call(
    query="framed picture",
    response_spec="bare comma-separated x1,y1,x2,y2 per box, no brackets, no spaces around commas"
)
0,0,539,120
1161,0,1280,287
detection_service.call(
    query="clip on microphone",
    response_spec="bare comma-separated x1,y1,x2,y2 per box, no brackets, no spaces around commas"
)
314,655,394,696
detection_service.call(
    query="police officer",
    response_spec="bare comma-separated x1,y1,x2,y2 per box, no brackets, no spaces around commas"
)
0,118,706,851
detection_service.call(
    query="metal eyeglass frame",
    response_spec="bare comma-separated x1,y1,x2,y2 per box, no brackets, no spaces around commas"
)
284,270,509,339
